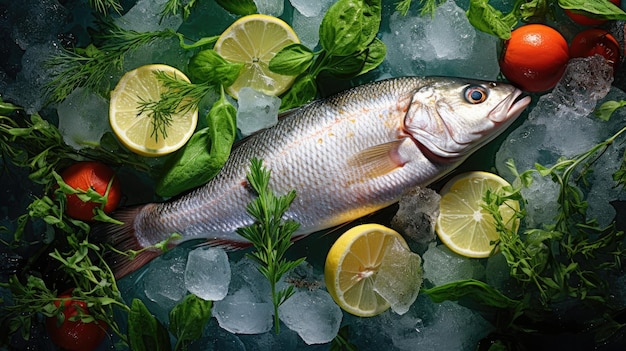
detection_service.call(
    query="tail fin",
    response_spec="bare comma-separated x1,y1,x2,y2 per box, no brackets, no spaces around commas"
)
90,205,161,279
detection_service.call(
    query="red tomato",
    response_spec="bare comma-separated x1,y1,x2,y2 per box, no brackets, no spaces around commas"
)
564,0,621,26
60,162,122,221
570,28,621,73
499,24,570,92
45,293,108,351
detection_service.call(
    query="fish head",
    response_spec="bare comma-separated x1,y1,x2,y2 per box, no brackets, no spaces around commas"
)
403,77,531,161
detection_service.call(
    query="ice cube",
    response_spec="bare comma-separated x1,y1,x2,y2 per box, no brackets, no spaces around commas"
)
143,253,188,310
381,0,499,79
115,0,183,32
289,0,326,17
253,0,284,17
422,244,484,286
57,87,111,150
519,173,560,228
184,247,231,301
229,257,272,303
373,237,422,315
9,0,69,50
278,289,342,345
391,186,440,252
122,37,189,72
212,288,274,334
238,328,299,351
236,88,281,137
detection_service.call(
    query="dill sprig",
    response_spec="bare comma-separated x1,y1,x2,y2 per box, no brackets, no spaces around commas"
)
136,71,213,143
46,22,178,103
395,0,445,16
89,0,123,15
161,0,200,21
236,159,306,335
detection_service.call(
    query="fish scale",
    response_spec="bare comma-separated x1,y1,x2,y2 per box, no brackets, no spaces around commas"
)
97,76,531,278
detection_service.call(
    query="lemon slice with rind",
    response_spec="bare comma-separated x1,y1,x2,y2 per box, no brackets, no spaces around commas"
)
325,224,420,317
436,171,520,258
109,64,198,157
214,14,299,99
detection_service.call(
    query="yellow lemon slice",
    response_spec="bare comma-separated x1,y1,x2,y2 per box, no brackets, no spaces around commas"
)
214,14,299,99
325,224,420,317
436,171,520,258
109,64,198,157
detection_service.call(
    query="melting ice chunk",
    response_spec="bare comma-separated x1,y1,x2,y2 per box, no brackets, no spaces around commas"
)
115,0,183,32
57,88,111,150
236,87,281,137
373,237,423,315
212,257,274,334
143,253,188,310
184,247,231,301
253,0,284,16
422,244,484,286
391,186,440,252
278,289,342,345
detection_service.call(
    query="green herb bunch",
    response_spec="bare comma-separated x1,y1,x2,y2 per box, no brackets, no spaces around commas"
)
268,0,386,110
424,122,626,346
237,158,306,334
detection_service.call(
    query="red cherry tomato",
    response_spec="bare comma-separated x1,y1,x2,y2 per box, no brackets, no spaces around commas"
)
45,292,108,351
499,24,570,92
60,161,122,221
564,0,621,26
570,29,621,73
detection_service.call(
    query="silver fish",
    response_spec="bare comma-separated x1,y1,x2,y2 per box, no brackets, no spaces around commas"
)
100,76,530,278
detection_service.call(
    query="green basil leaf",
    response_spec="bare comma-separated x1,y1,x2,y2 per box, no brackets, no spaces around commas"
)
467,0,517,40
269,43,314,76
319,0,382,56
594,100,626,121
156,88,237,197
128,299,171,351
558,0,626,20
188,49,243,87
169,294,213,345
359,37,386,76
279,74,317,111
322,53,367,78
214,0,257,15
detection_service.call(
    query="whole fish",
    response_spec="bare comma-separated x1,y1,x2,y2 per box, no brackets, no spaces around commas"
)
98,76,530,278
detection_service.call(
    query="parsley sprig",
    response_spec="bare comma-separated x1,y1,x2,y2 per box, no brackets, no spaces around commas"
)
236,159,306,334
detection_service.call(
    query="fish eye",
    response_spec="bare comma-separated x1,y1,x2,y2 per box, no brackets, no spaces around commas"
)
464,86,488,104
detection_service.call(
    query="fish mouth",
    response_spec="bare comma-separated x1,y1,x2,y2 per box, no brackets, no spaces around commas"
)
489,88,532,124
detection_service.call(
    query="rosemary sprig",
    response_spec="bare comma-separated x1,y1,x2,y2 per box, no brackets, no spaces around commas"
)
236,158,306,334
136,71,213,143
46,22,178,103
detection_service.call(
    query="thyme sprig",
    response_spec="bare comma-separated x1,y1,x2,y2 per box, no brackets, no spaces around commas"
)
486,126,626,305
236,159,306,334
46,22,178,103
136,71,213,143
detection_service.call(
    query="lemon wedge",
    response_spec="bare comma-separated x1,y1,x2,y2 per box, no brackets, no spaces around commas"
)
109,64,198,157
214,14,299,99
324,224,422,317
436,171,520,258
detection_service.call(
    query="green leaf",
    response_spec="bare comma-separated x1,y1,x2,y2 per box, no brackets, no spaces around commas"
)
187,49,243,86
558,0,626,20
359,37,386,76
169,294,212,348
467,0,517,40
156,87,237,197
594,100,626,121
214,0,257,15
279,74,318,111
128,299,171,351
423,279,521,309
319,0,382,56
0,99,22,115
269,44,314,76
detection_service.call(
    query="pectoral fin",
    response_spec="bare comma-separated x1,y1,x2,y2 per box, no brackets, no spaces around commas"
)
347,139,407,178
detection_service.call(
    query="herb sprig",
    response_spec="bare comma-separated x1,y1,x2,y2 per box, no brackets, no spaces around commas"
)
237,159,306,334
268,0,386,110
